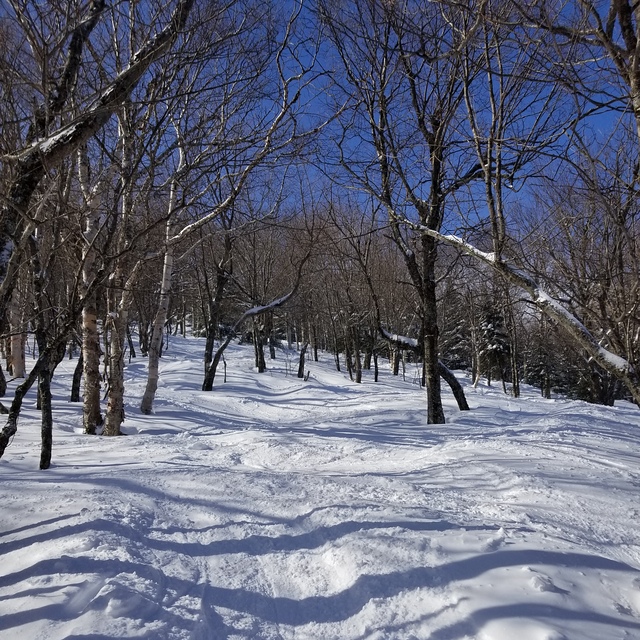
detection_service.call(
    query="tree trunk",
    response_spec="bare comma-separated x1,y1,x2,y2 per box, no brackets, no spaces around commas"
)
311,321,319,362
140,245,174,414
9,288,26,378
103,257,136,437
298,342,309,379
138,322,150,356
203,333,234,391
423,237,445,424
203,258,230,377
0,363,6,397
266,312,277,359
204,324,216,376
345,339,353,380
126,324,136,359
253,323,266,373
82,297,102,433
0,358,42,459
438,361,470,411
70,351,83,402
104,306,127,436
353,330,362,384
38,357,53,470
391,345,400,375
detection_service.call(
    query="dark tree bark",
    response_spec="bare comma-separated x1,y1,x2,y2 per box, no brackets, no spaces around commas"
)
352,328,362,384
0,360,42,459
253,323,266,373
38,359,53,470
422,238,445,423
438,362,470,412
298,342,309,379
70,351,83,402
126,324,136,359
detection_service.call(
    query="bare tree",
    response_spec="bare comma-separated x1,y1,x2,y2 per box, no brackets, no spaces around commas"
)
411,1,640,405
320,0,482,421
0,0,197,457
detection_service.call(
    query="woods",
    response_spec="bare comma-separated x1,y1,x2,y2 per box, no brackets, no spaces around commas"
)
2,0,640,466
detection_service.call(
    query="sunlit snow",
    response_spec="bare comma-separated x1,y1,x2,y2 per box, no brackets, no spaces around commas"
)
1,336,640,639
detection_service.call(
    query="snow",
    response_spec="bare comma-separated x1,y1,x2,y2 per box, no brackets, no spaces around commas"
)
1,336,640,640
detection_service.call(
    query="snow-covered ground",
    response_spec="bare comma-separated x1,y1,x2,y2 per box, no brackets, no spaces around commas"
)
1,336,640,640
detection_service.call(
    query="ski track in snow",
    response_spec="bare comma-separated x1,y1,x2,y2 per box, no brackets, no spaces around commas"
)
1,338,640,639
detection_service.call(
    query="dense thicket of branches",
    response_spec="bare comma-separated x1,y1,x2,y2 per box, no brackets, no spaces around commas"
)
2,0,640,465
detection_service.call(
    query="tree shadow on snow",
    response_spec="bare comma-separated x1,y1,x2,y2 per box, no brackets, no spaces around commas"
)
199,549,640,628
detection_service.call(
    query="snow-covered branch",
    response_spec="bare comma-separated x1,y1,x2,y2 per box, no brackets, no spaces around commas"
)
380,328,418,350
0,0,196,321
409,222,640,404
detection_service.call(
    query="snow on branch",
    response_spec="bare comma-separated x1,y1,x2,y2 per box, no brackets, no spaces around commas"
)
407,221,636,390
15,0,195,168
380,328,419,350
239,293,295,322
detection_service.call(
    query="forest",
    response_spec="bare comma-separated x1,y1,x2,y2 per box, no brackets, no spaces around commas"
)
1,0,640,468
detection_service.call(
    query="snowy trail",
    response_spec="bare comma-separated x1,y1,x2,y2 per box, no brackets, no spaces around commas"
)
1,339,640,639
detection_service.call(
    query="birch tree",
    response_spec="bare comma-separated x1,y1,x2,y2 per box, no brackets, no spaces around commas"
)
0,0,197,455
0,0,195,323
139,1,329,411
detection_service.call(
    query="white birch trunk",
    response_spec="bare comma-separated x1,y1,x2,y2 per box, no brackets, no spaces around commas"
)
103,297,128,436
103,111,134,437
140,244,174,414
139,165,180,415
9,288,25,378
78,148,106,434
103,263,140,435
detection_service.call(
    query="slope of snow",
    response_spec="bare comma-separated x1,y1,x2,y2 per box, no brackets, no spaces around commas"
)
1,336,640,640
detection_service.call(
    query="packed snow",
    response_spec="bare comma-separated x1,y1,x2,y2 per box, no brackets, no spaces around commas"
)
1,336,640,640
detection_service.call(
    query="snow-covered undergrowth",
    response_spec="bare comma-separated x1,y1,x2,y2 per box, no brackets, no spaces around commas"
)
1,337,640,640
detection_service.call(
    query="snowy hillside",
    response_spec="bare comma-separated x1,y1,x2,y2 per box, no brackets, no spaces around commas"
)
1,337,640,640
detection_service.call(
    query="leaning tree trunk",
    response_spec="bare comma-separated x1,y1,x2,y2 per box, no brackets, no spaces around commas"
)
438,362,470,412
0,356,43,459
420,226,640,406
202,334,234,391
